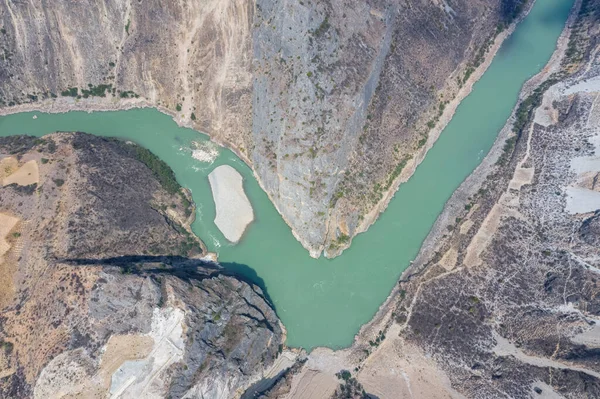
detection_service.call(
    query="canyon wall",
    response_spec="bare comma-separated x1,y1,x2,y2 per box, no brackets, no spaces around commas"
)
0,0,525,256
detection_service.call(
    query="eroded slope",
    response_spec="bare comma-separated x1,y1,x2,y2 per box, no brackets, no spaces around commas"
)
267,3,600,398
0,133,284,398
0,0,528,256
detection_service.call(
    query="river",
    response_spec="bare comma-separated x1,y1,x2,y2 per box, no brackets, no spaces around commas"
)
0,0,574,350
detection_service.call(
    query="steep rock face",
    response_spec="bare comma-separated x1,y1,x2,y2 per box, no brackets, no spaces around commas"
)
0,0,525,257
269,4,600,397
0,133,283,398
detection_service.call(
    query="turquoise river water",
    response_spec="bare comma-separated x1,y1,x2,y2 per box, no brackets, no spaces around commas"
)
0,0,574,350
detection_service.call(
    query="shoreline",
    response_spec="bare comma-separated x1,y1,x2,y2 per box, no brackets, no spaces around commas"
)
0,96,256,168
334,1,537,259
406,0,580,279
0,3,537,261
334,0,581,357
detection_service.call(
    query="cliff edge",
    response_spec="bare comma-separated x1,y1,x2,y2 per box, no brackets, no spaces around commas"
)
0,133,284,398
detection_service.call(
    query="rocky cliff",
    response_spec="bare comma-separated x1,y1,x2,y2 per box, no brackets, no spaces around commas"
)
268,2,600,397
0,0,528,257
0,133,284,398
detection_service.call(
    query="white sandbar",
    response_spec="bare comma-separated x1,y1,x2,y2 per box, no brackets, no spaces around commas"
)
208,165,254,243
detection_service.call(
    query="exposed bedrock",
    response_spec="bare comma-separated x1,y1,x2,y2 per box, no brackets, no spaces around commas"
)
0,133,284,398
0,0,527,256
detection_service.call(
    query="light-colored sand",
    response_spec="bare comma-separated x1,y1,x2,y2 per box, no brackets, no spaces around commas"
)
285,348,349,399
0,157,18,180
565,135,600,214
2,159,39,187
358,324,465,399
110,307,185,398
208,165,254,243
563,74,600,95
464,192,524,268
0,213,19,309
34,307,183,399
439,247,458,271
37,335,154,399
493,330,600,379
0,213,19,260
572,321,600,347
459,219,474,235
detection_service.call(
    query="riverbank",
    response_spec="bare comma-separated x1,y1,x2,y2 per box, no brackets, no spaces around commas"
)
342,0,537,259
352,0,582,353
408,0,581,277
269,0,585,394
0,4,535,261
0,0,578,353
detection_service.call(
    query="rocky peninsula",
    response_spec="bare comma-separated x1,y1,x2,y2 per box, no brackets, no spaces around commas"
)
260,2,600,397
0,0,531,257
0,133,285,398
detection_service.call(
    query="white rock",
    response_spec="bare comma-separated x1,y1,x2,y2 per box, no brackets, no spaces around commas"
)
208,165,254,243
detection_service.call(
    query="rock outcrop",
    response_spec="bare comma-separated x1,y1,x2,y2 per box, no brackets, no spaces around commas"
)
0,0,528,256
0,133,284,398
271,2,600,398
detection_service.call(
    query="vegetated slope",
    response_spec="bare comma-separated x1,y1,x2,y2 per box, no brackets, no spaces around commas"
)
0,0,527,257
260,3,600,398
0,133,283,398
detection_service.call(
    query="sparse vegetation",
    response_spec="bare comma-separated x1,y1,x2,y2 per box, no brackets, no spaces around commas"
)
81,83,112,98
119,90,139,99
368,330,386,347
384,155,412,190
313,16,330,37
0,340,13,353
496,136,517,167
333,370,370,398
61,87,78,97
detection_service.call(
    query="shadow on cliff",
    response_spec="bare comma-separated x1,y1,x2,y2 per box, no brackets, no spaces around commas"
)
59,255,275,310
220,261,275,310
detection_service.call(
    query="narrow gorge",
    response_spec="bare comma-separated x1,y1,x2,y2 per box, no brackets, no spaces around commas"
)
1,0,600,398
0,0,529,257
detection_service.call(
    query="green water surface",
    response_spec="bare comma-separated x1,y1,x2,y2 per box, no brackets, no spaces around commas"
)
0,0,573,350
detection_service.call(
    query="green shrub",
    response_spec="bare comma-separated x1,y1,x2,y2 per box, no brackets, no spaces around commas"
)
61,87,78,97
314,16,330,37
81,84,112,98
130,145,181,194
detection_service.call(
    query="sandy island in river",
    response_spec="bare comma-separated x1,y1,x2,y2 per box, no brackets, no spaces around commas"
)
208,165,254,243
